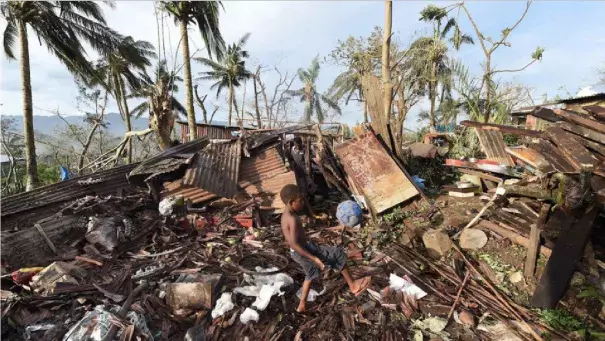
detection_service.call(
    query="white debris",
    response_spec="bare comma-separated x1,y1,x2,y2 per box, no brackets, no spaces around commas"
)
296,287,326,302
232,267,294,320
239,308,259,324
211,292,235,319
389,273,427,299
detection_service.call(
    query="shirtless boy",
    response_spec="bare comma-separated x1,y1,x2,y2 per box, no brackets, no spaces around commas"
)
280,184,371,312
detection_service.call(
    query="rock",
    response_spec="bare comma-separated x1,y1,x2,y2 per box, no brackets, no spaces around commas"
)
459,229,488,250
445,215,469,228
458,310,476,327
422,230,453,258
509,271,524,284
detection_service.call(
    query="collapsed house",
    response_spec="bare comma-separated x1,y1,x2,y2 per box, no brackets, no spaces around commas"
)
2,97,605,340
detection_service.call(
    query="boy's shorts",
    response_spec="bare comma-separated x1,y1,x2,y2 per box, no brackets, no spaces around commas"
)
290,241,347,281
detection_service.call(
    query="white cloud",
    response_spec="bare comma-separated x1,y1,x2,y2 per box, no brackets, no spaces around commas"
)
1,1,604,130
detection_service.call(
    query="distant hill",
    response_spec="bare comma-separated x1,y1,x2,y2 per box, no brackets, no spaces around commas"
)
3,113,149,137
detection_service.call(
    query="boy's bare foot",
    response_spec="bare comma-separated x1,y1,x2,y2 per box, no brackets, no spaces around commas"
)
351,276,372,297
296,303,306,313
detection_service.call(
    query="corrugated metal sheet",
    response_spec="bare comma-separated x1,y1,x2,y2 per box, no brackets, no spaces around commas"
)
182,141,241,198
474,129,516,166
334,131,419,214
1,163,138,220
129,137,209,178
160,180,217,204
557,92,605,104
239,146,287,187
239,145,295,212
1,214,86,268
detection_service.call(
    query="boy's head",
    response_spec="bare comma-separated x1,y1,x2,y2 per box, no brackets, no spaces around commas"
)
293,136,303,148
280,184,305,213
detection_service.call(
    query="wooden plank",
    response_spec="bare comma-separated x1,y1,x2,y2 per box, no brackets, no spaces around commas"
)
545,126,597,170
558,122,605,146
530,206,599,308
457,168,504,183
506,146,554,173
583,105,605,121
553,109,605,134
529,140,576,173
475,129,515,166
478,220,551,258
524,204,550,279
334,131,419,213
461,120,544,138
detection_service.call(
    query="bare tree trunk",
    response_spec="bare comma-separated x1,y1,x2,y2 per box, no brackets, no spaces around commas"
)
118,79,133,163
18,21,38,191
240,80,247,123
253,67,262,128
382,0,394,124
180,20,197,140
194,85,208,123
78,91,108,171
363,100,369,123
228,84,234,126
483,59,492,123
429,61,437,131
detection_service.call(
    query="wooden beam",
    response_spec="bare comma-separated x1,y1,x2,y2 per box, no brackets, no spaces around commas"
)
545,126,597,171
478,220,551,258
457,168,504,183
583,105,605,121
553,109,605,134
460,120,544,138
529,140,576,173
558,122,605,146
524,204,550,279
530,206,599,308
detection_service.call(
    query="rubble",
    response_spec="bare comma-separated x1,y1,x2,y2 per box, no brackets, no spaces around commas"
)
1,109,604,340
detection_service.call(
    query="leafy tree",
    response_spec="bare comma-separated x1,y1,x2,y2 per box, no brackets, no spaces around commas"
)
160,1,226,140
130,60,186,151
327,68,365,122
196,33,253,126
1,1,120,190
411,4,473,131
285,56,341,123
92,36,156,163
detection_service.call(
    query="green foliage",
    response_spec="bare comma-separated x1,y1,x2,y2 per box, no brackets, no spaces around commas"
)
36,164,61,186
381,207,413,226
532,46,545,61
404,155,456,197
196,32,253,119
160,1,226,60
539,309,584,332
285,56,341,123
502,133,519,146
2,1,121,79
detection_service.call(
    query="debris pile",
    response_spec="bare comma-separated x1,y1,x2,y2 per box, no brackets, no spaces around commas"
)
1,108,604,340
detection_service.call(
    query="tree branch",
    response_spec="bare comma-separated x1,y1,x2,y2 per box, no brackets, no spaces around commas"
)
490,58,538,75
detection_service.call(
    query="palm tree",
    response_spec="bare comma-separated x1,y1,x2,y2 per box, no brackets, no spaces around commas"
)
130,60,186,151
328,70,367,122
196,33,253,126
286,57,341,123
412,4,473,131
160,1,225,141
1,1,120,190
92,36,156,163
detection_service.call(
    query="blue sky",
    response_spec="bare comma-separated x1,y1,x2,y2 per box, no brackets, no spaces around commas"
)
1,1,604,130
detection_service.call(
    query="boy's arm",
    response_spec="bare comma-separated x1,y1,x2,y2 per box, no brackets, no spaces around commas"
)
287,217,324,269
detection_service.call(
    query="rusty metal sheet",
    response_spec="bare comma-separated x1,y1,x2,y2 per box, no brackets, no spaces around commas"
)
182,140,241,198
1,163,138,221
545,126,597,170
474,129,515,167
334,131,419,214
160,181,217,204
238,145,295,212
243,171,297,212
129,137,209,178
